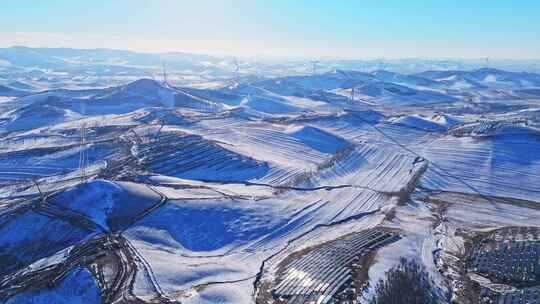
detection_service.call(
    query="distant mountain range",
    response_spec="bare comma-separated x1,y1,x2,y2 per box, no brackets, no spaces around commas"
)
0,46,221,70
1,46,539,76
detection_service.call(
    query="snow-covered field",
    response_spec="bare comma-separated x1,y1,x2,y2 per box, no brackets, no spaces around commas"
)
0,51,539,303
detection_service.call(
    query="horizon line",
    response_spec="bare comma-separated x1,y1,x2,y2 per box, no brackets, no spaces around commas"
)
3,44,540,62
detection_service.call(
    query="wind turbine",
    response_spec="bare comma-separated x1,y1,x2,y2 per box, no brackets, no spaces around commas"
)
161,63,168,86
380,60,389,71
310,60,319,75
233,57,240,84
253,59,262,77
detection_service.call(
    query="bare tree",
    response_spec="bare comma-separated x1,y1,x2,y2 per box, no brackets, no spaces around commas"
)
368,258,440,304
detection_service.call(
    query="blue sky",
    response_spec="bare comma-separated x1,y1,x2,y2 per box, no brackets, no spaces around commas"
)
1,0,539,58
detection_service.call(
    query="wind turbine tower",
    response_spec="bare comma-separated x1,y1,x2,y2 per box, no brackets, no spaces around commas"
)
161,63,168,86
233,58,240,84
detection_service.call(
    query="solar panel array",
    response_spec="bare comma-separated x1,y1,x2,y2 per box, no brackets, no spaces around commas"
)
272,229,399,304
471,227,540,304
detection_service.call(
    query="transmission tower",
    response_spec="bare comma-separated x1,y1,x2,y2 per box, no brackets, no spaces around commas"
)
31,178,45,205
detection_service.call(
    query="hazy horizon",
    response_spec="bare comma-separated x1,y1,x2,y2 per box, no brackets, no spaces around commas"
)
1,0,539,59
4,44,540,62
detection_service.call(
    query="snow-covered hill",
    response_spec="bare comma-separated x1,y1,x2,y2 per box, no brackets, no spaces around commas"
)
1,64,539,304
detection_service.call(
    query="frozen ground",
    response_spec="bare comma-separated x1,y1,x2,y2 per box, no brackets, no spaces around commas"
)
0,58,539,303
5,267,101,304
